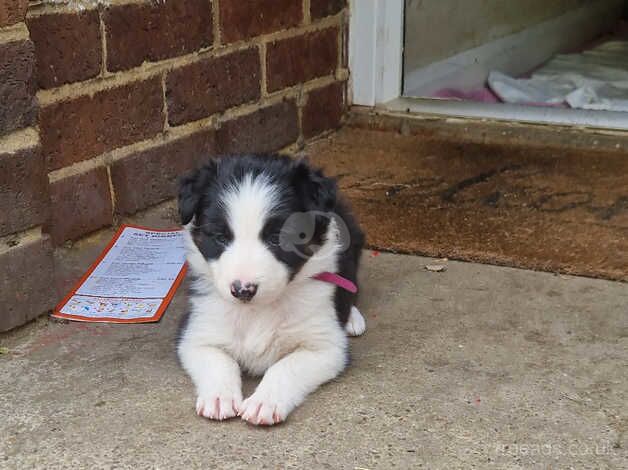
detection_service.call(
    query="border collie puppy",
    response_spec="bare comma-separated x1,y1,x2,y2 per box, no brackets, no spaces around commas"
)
177,154,365,426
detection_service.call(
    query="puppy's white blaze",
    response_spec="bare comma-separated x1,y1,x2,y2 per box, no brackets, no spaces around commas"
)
214,174,289,303
222,174,278,240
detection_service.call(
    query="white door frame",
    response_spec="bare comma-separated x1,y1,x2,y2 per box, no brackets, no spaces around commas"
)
348,0,628,131
348,0,404,106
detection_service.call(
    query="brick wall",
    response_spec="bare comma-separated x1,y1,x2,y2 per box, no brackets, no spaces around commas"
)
29,0,348,245
0,0,55,331
1,0,348,331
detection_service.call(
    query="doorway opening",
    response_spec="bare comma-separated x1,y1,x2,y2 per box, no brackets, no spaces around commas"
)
350,0,628,130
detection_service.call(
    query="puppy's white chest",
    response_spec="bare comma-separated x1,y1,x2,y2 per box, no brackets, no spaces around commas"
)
189,283,340,375
228,312,293,375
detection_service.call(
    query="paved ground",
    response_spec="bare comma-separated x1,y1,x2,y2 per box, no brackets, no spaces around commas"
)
1,206,627,469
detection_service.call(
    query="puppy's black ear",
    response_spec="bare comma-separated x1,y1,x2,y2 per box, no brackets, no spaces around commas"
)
292,159,337,212
178,161,217,225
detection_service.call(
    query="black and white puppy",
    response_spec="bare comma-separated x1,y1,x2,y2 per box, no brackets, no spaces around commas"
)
177,154,365,426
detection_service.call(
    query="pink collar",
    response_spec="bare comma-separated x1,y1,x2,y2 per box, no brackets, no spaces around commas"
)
312,272,358,293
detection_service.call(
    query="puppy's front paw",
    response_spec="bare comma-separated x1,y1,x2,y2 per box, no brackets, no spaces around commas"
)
239,393,289,426
196,392,242,421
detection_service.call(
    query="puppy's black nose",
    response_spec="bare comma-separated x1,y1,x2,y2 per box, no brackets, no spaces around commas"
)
230,280,258,302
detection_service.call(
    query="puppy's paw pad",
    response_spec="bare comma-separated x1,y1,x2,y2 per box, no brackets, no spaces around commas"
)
345,305,366,337
239,396,287,426
196,394,241,421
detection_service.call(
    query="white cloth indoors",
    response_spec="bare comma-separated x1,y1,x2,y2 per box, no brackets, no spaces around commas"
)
488,40,628,112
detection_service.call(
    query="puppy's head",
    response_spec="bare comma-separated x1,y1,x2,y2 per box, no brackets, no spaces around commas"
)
179,155,337,305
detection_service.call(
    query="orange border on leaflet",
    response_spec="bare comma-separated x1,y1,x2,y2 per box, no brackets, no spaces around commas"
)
52,224,188,324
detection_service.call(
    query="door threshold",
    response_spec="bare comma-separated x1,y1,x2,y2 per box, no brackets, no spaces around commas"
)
383,97,628,131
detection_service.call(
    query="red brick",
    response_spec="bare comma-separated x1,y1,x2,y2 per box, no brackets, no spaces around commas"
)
104,0,213,72
0,144,48,237
41,78,164,171
266,27,338,92
166,48,260,126
111,130,216,215
0,234,55,332
310,0,345,19
0,39,37,134
220,0,302,43
0,0,27,27
48,167,113,245
27,10,101,89
302,81,344,138
217,99,298,154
